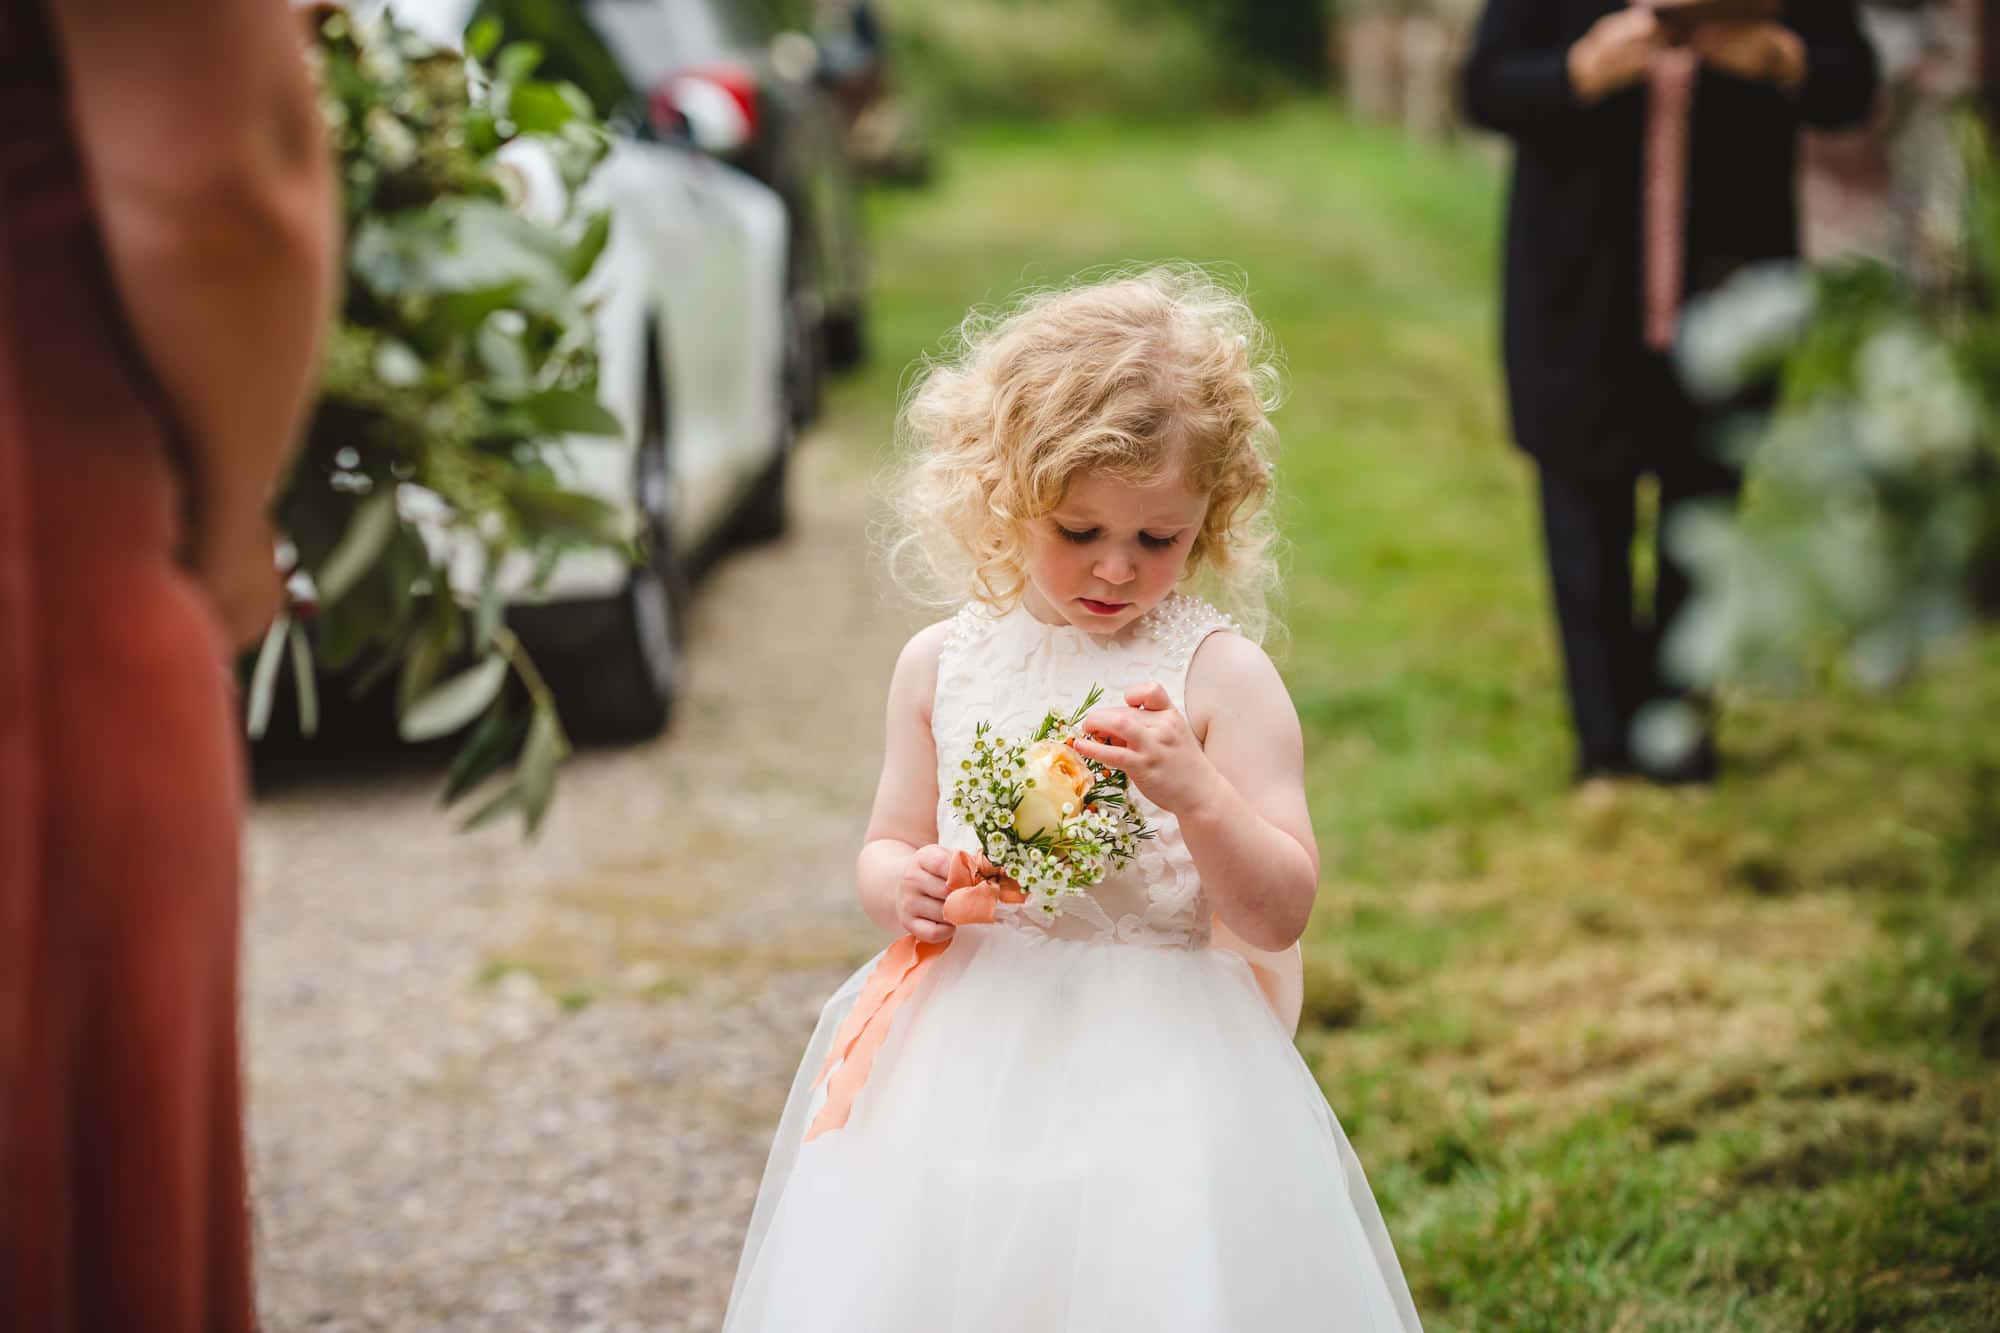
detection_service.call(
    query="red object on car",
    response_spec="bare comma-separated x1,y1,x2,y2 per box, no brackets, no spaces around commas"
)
649,60,761,155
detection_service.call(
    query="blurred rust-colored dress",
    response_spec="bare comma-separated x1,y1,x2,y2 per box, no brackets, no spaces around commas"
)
0,0,257,1327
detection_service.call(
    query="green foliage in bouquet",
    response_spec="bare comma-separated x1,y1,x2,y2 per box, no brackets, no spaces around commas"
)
1666,117,2000,699
252,7,630,835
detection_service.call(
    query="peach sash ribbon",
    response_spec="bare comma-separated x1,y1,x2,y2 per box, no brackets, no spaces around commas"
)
805,855,1307,1140
805,851,1024,1141
1638,3,1700,351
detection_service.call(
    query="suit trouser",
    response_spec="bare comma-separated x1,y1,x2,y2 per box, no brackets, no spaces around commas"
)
1534,433,1744,781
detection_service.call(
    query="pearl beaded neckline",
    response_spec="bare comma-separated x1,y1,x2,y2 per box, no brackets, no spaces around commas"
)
1007,593,1237,666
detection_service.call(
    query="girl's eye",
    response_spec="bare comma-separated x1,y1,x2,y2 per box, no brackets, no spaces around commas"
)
1054,525,1181,549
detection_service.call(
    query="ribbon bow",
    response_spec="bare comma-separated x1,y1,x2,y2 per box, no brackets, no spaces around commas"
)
805,851,1025,1141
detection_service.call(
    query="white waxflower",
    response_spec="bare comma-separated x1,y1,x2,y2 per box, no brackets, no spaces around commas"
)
364,105,419,172
1677,262,1814,402
1852,324,1982,474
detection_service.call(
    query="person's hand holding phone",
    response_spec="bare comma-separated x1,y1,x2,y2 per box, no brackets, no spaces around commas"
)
1686,19,1806,90
1567,8,1667,104
1570,1,1803,104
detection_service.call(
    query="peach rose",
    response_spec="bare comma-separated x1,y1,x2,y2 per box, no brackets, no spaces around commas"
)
1011,739,1094,841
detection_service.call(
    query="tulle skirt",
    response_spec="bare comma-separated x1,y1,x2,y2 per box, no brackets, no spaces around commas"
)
723,923,1424,1332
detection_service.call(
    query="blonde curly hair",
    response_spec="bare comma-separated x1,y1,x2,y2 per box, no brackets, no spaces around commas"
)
887,265,1283,640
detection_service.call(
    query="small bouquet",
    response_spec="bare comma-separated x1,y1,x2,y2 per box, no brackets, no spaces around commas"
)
947,686,1153,918
805,686,1157,1139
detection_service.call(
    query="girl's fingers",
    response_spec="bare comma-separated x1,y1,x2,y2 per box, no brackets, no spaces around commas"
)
1069,734,1130,770
1125,680,1172,712
1080,707,1137,744
902,896,950,938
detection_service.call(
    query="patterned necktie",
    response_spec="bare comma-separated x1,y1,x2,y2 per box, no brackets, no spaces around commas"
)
1639,15,1698,352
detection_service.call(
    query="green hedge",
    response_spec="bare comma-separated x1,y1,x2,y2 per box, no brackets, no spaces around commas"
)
876,0,1329,123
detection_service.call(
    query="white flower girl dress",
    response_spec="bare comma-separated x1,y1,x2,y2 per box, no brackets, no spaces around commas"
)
723,595,1424,1332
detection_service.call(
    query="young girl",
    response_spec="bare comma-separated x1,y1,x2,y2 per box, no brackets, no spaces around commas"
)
722,268,1424,1331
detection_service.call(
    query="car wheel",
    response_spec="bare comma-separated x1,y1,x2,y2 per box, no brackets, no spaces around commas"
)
823,301,867,373
786,252,824,427
523,367,686,744
732,385,795,549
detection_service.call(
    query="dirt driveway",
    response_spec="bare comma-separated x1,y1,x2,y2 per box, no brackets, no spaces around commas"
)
246,436,919,1330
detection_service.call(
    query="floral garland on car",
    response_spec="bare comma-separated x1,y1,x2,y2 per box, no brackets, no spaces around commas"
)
256,7,625,834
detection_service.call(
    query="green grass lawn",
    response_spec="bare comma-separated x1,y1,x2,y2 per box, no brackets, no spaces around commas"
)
819,103,2000,1331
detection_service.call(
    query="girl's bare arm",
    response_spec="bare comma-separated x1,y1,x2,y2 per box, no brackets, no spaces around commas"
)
856,622,953,938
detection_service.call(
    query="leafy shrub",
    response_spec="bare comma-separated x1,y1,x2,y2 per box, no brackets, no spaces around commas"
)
1666,119,2000,699
876,0,1326,124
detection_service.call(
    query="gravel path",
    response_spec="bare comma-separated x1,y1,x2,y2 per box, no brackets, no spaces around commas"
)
246,437,920,1331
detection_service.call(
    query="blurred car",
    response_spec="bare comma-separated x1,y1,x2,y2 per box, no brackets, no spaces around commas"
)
368,0,798,741
807,0,934,186
569,0,872,424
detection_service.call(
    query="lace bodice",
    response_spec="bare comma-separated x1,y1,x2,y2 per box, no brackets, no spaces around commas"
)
932,593,1239,949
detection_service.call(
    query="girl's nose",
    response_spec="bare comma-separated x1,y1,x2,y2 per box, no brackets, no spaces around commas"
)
1094,552,1136,585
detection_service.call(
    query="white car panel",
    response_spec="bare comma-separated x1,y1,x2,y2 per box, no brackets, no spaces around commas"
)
367,0,791,607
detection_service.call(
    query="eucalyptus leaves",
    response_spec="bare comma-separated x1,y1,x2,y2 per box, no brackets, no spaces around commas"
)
947,687,1153,919
250,7,625,834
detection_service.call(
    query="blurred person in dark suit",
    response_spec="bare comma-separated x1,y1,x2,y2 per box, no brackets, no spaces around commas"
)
0,0,337,1327
1461,0,1877,786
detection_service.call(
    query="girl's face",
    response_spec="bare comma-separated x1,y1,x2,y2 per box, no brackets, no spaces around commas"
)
1021,468,1210,636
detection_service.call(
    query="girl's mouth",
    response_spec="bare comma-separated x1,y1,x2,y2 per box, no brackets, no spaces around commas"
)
1079,598,1130,616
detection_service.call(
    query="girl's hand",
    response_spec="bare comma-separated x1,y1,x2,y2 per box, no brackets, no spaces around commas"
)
897,844,999,944
1072,680,1219,816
